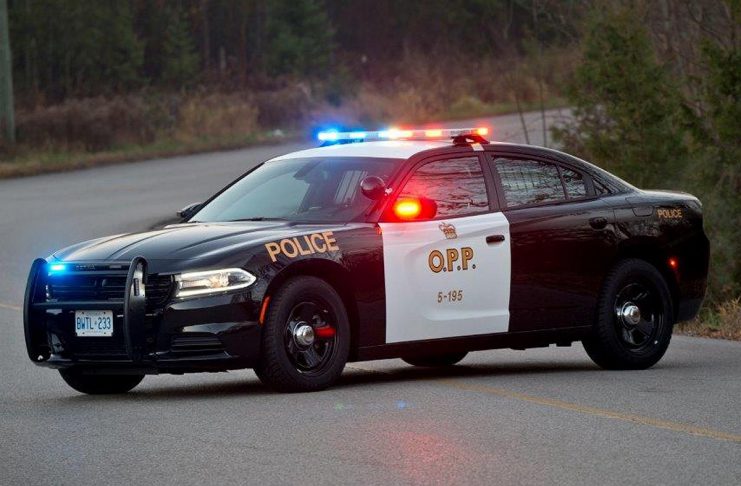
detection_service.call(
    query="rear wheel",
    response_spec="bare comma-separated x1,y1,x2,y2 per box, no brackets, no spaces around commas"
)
583,259,674,370
59,369,144,395
255,276,350,392
402,352,468,367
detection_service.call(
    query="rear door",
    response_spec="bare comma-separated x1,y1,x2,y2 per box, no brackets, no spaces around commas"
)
487,154,618,332
379,154,511,343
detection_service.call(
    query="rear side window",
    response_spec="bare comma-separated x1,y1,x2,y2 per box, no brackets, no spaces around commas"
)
398,156,489,218
561,168,587,198
494,158,565,207
593,178,611,195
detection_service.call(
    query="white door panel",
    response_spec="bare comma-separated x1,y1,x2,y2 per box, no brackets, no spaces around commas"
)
380,212,511,343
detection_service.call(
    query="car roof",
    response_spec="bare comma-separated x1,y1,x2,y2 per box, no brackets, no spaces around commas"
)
269,140,451,161
267,139,635,191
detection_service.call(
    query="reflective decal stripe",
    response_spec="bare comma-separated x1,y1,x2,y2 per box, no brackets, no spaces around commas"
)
380,212,512,343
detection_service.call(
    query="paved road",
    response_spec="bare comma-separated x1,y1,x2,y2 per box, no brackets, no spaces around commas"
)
1,109,739,485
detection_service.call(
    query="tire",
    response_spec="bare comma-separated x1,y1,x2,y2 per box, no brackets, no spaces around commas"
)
255,276,350,392
59,369,144,395
583,258,674,370
402,352,468,367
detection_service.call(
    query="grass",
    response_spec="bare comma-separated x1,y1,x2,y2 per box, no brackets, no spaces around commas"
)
0,131,298,179
441,96,567,121
0,98,569,180
676,299,741,341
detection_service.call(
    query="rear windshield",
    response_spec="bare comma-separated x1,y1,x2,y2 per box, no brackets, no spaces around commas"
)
192,157,402,223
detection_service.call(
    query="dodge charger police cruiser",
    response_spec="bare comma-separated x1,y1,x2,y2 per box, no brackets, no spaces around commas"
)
23,127,709,394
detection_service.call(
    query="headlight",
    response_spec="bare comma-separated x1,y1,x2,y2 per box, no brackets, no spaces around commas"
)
175,268,256,298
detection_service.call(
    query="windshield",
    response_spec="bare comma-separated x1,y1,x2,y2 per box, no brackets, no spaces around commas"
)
192,157,402,223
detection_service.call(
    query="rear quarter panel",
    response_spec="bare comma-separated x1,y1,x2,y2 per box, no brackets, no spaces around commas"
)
614,191,709,321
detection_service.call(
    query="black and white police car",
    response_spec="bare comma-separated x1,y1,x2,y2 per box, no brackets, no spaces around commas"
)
24,127,709,394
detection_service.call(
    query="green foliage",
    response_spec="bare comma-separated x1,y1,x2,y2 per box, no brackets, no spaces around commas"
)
9,0,143,98
554,3,740,305
689,37,741,303
161,5,199,87
264,0,334,79
699,42,741,156
552,6,685,187
8,0,580,98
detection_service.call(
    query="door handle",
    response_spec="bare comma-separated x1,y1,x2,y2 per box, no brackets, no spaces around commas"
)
589,217,608,230
486,234,505,244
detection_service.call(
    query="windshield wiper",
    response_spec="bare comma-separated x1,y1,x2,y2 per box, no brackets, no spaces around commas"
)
228,217,288,222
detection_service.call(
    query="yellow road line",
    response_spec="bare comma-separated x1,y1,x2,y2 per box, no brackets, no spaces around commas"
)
437,379,741,443
0,301,21,311
347,364,740,443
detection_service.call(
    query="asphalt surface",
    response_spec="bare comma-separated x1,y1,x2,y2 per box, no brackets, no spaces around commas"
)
1,109,739,485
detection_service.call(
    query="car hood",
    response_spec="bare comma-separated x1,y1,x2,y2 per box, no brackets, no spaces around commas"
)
52,221,348,270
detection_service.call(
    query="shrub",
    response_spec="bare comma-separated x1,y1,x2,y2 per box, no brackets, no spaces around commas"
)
16,96,155,151
255,85,314,129
174,93,258,141
678,298,741,340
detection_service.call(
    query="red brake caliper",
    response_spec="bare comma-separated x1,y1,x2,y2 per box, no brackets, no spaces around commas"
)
314,326,336,339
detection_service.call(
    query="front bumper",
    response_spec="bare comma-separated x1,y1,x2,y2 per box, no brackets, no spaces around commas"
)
24,257,262,374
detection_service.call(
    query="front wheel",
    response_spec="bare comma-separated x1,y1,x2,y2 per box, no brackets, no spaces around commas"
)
59,369,144,395
583,259,674,370
255,276,350,392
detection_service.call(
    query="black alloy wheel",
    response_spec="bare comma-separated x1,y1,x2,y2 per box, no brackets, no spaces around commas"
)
583,258,674,370
256,276,350,392
613,282,662,350
284,300,339,375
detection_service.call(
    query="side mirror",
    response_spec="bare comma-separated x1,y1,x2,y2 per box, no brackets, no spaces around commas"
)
360,176,387,200
177,202,202,220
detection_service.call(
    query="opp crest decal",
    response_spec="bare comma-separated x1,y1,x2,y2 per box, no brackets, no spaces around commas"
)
439,222,457,239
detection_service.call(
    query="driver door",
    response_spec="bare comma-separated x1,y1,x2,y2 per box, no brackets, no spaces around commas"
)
379,155,511,343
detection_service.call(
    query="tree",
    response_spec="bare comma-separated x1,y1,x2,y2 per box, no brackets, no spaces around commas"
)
264,0,333,79
9,0,142,98
0,0,15,144
161,4,199,87
552,5,686,186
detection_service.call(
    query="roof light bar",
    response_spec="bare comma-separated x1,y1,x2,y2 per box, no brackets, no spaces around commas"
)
316,127,489,143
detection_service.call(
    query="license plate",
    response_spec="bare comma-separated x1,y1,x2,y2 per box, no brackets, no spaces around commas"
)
74,310,114,337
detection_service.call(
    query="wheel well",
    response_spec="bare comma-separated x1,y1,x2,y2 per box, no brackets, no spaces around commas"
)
615,243,680,317
264,259,360,349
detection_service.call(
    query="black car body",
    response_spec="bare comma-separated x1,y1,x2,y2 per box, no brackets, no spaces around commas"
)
23,130,709,393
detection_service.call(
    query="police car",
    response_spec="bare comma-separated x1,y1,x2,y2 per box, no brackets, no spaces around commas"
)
23,128,709,394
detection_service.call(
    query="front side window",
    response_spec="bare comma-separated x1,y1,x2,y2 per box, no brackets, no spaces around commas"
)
396,156,489,219
494,158,566,208
193,157,401,223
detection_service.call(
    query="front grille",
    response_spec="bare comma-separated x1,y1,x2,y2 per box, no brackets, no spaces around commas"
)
47,312,163,360
46,272,173,310
145,275,174,308
171,335,225,355
70,336,129,359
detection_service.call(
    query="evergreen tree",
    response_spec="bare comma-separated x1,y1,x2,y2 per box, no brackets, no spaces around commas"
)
264,0,334,79
9,0,142,98
100,1,143,91
552,5,685,187
161,5,199,87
